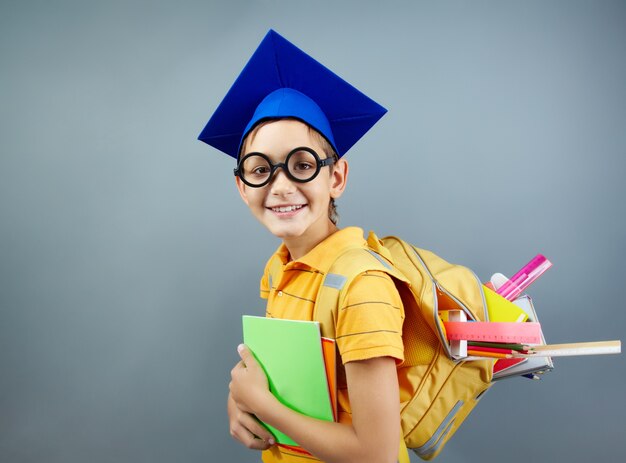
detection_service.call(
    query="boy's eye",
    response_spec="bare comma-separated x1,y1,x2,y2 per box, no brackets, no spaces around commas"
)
251,165,271,175
287,150,317,177
241,154,272,179
292,161,314,171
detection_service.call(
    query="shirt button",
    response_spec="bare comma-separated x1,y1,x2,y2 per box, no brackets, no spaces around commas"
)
277,291,283,297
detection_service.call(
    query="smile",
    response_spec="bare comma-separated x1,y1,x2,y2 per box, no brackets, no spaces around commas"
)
269,205,305,213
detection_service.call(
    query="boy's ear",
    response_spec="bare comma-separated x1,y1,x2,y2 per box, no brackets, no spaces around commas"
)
235,176,250,206
329,158,349,199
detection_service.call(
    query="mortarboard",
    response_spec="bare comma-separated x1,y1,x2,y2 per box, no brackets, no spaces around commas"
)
198,29,387,159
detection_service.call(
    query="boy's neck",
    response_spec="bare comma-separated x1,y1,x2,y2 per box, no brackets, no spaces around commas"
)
283,222,339,261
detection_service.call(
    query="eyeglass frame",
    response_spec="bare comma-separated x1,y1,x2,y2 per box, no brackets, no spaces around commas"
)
233,146,336,188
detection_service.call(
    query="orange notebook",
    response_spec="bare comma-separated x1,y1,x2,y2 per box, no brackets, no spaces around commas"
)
321,338,338,421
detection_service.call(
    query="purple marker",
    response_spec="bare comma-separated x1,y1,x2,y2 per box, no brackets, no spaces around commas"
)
496,254,553,301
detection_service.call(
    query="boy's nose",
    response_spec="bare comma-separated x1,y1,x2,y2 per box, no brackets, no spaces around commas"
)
269,168,296,194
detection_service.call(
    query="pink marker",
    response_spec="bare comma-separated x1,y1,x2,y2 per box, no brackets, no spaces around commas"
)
496,254,553,301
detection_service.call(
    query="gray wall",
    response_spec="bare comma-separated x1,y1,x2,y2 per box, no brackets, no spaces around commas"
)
1,1,625,462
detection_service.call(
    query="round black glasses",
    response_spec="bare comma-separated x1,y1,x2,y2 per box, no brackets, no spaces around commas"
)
234,147,335,188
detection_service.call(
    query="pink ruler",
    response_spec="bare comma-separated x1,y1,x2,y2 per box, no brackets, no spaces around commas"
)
443,321,543,344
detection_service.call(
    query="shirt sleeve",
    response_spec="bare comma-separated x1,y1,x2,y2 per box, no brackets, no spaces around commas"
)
335,270,404,364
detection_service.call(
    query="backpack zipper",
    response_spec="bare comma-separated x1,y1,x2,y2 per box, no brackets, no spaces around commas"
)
412,400,463,458
409,246,488,358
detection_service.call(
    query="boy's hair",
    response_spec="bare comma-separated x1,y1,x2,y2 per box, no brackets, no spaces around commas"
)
240,118,340,224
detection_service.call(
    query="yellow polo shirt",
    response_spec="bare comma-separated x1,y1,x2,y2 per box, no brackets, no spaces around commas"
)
259,227,404,463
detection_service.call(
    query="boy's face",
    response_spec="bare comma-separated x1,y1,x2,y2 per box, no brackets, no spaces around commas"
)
235,119,348,247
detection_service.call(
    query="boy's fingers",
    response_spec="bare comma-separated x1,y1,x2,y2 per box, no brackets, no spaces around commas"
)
228,395,275,449
240,413,275,445
244,434,273,451
237,344,255,366
231,425,270,450
231,416,275,450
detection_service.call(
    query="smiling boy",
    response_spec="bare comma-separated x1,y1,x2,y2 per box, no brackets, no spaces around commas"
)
199,30,406,463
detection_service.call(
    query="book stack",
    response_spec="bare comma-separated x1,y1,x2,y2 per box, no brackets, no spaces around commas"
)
242,316,337,454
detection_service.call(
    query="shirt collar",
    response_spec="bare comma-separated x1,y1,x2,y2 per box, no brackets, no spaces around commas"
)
275,227,366,273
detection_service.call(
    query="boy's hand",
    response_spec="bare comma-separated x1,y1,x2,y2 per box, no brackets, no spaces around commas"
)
229,344,276,450
229,344,273,416
227,392,275,450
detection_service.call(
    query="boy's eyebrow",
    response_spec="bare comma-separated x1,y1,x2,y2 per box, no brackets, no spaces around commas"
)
242,146,319,160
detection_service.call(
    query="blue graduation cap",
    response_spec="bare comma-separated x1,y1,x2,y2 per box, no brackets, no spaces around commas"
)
198,29,387,159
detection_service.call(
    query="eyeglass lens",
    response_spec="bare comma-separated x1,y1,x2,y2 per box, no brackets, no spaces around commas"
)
240,149,320,186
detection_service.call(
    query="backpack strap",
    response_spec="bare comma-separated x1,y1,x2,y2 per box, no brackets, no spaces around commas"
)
315,232,409,339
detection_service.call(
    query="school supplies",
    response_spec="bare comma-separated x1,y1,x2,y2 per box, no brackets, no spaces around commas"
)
466,345,519,355
490,295,554,380
321,337,338,421
483,272,553,378
446,310,468,358
466,349,512,359
496,254,552,301
513,340,621,357
468,341,529,351
442,321,543,344
445,296,550,371
242,316,335,447
467,274,620,375
483,286,528,323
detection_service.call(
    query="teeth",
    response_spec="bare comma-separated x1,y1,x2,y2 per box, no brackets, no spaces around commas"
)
272,205,303,213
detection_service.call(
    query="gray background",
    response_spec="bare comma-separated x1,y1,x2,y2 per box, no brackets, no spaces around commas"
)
1,0,625,462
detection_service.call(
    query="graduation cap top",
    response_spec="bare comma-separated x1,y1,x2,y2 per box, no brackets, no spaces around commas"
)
198,29,387,159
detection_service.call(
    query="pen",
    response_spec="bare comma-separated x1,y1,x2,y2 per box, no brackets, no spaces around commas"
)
496,254,552,301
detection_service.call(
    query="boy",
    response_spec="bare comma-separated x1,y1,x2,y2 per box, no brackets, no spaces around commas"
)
199,30,405,463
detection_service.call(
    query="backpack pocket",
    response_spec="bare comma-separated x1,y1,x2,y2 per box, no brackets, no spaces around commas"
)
401,348,493,460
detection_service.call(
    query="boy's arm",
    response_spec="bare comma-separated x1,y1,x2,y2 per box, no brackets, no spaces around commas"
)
231,346,400,463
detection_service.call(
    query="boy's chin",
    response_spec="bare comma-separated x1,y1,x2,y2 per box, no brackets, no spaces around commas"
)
258,212,333,242
266,225,307,240
263,218,321,241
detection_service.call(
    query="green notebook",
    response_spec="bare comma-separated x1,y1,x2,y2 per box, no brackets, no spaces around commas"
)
242,316,334,446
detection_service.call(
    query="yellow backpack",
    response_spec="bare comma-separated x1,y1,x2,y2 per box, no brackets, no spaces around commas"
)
314,231,493,460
